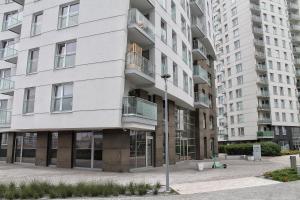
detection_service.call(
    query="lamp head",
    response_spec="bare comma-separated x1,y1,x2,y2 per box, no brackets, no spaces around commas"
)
161,74,171,79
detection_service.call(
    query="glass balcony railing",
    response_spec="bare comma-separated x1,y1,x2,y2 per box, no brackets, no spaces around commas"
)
252,15,262,23
257,91,269,97
122,96,157,121
257,104,270,110
128,8,155,41
0,109,11,126
6,11,23,30
0,78,14,91
193,65,209,83
257,131,274,138
126,52,155,78
191,16,207,35
194,92,209,107
190,0,205,13
258,118,272,124
256,64,267,71
0,46,18,60
193,39,207,56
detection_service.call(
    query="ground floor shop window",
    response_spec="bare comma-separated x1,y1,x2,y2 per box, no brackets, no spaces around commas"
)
0,133,8,161
130,131,153,169
74,132,102,169
14,133,37,163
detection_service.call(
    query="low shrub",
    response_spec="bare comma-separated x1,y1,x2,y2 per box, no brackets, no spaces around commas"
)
0,181,161,199
281,150,300,156
219,142,281,156
264,168,300,182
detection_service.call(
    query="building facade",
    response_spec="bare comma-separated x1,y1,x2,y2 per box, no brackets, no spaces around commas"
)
0,0,217,172
214,0,300,149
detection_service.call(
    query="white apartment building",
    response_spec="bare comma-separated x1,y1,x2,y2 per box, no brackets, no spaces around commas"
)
0,0,217,172
214,0,300,149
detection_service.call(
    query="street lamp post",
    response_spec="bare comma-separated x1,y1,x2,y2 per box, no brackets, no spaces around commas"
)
161,73,171,192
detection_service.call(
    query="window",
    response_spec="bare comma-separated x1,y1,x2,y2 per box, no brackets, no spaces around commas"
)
230,116,234,124
55,40,76,69
182,43,187,64
23,88,36,114
231,128,235,136
238,127,244,136
291,113,295,122
27,48,39,74
235,52,241,61
172,30,177,53
52,83,73,112
234,40,240,49
231,7,237,16
173,63,178,86
236,101,243,111
233,29,239,37
161,54,168,75
171,1,176,22
232,18,238,27
273,86,278,95
282,113,286,122
237,114,244,123
236,89,242,98
58,2,79,29
275,112,280,121
158,0,167,9
161,19,167,43
236,63,242,73
183,72,188,93
31,12,43,36
237,76,243,85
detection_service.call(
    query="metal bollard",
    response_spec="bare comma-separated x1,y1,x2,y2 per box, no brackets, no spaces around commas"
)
290,156,297,170
297,165,300,176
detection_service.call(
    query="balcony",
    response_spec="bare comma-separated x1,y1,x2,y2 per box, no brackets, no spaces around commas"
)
0,46,18,64
0,78,14,95
293,47,300,55
192,39,207,60
193,65,209,84
0,109,12,128
295,58,300,66
252,15,262,24
254,39,264,47
122,96,157,130
292,35,300,43
12,0,24,5
250,4,261,14
256,64,267,72
253,27,263,35
291,25,300,32
289,14,300,21
194,92,209,108
190,0,205,15
125,52,155,86
257,78,268,85
5,11,23,34
257,131,274,139
255,51,265,60
191,16,207,38
130,0,154,12
288,3,299,11
128,8,155,48
257,91,269,98
257,118,272,124
257,104,271,111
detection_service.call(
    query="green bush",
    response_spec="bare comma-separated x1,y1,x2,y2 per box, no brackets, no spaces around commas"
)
281,150,300,155
0,181,161,199
219,142,281,156
264,168,300,182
